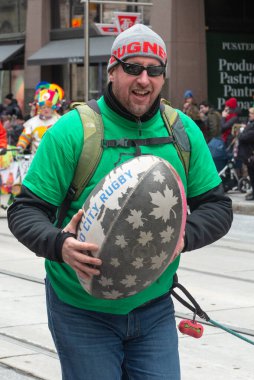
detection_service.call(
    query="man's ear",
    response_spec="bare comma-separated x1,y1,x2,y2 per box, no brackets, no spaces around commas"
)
108,66,118,82
108,68,114,82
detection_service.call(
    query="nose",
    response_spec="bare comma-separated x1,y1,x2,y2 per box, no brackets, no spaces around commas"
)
136,69,150,85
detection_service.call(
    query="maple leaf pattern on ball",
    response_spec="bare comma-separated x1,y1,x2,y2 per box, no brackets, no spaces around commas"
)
98,276,113,287
138,231,153,246
160,226,174,243
115,235,128,248
128,291,138,296
110,258,120,267
102,290,124,299
131,257,144,269
150,251,168,269
143,280,152,288
149,185,178,222
126,209,144,229
120,275,137,288
153,170,165,183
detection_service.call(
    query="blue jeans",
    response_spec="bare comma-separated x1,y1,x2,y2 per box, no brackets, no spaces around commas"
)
46,278,180,380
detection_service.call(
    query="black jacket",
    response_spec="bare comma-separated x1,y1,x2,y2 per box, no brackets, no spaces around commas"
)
7,183,233,263
237,120,254,163
3,99,23,119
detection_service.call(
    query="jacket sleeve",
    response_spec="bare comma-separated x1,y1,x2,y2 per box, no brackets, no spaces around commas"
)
238,126,254,143
7,185,71,262
183,183,233,252
221,116,238,132
0,122,7,148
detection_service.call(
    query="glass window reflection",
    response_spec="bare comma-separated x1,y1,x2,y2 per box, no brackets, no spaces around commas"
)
0,0,27,34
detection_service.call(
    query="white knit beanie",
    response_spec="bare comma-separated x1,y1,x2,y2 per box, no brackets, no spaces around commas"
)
107,24,167,72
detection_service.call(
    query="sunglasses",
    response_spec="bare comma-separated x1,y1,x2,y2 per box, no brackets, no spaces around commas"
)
113,56,166,77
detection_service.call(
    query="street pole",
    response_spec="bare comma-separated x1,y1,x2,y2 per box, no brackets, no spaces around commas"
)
84,0,90,101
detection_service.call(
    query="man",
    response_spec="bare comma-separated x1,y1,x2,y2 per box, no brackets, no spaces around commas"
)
237,107,254,201
182,90,198,115
8,24,233,380
1,93,23,119
199,100,222,143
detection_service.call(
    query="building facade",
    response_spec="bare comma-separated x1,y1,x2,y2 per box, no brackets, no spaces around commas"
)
0,0,253,116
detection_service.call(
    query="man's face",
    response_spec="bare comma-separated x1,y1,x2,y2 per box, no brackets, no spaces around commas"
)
185,97,193,105
3,98,11,107
109,56,165,118
39,105,53,118
249,109,254,121
199,104,209,114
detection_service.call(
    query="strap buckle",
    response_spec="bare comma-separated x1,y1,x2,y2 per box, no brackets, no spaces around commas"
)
116,138,130,147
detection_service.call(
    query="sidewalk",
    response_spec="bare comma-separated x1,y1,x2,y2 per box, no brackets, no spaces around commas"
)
0,193,253,379
227,189,254,215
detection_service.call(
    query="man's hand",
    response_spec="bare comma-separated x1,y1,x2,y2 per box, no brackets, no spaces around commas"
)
62,209,102,281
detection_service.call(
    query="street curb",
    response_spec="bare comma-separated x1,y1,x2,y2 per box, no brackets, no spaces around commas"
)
232,201,254,216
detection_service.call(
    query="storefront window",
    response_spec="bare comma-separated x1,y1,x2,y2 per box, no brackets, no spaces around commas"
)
72,63,107,101
101,0,151,25
51,0,152,30
51,0,99,29
0,0,27,34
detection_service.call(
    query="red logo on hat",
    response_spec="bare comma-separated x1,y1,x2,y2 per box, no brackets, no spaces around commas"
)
110,41,167,65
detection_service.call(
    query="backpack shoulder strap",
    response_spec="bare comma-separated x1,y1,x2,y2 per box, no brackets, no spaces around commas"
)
160,99,190,176
56,99,103,227
73,100,104,200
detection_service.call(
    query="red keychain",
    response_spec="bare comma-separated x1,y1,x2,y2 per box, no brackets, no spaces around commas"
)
178,314,204,339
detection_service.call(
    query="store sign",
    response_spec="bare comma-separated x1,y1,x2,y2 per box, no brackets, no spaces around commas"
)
114,12,141,33
207,32,254,114
68,57,83,64
95,12,141,36
95,23,119,35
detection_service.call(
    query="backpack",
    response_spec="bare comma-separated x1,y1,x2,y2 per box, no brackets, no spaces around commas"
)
56,99,190,227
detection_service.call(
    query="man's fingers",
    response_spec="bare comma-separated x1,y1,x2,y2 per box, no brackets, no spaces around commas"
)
63,238,99,256
62,209,83,234
72,209,83,225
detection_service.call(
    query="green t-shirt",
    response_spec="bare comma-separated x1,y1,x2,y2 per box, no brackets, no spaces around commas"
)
23,97,221,314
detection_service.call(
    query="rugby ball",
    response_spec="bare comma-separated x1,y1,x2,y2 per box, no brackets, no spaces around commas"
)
77,155,186,299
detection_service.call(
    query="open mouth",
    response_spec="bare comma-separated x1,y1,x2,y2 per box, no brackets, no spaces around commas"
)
132,90,150,97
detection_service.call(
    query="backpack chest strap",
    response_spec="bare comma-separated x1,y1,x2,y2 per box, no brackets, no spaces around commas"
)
103,136,174,148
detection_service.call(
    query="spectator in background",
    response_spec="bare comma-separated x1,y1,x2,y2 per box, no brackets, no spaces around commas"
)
182,90,205,138
199,101,227,172
182,90,198,114
237,107,254,200
5,115,25,146
199,101,222,143
1,93,23,119
221,97,241,152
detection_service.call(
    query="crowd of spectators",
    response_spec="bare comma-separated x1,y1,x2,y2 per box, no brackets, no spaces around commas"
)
1,86,253,200
182,91,254,201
